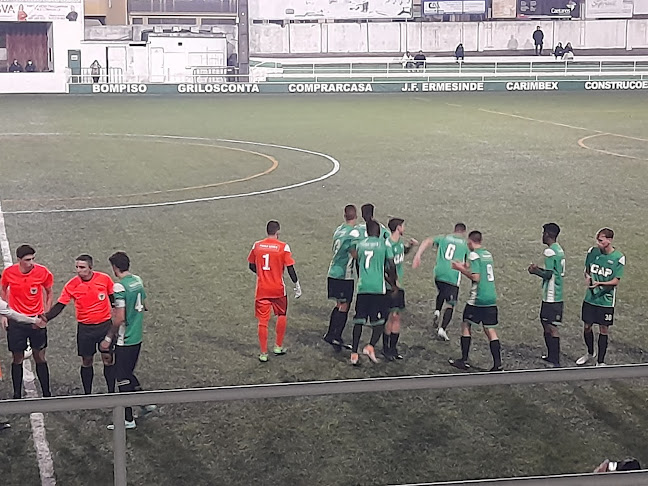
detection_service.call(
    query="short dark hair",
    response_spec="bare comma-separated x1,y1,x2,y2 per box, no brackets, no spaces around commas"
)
597,227,614,239
543,223,561,239
366,220,380,237
468,231,482,243
16,245,35,260
76,254,94,267
109,252,130,272
454,223,466,232
361,203,374,223
266,220,280,235
617,458,641,471
388,218,404,233
344,205,357,222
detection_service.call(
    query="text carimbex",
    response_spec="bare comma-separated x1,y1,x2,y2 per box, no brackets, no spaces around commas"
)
585,80,648,90
92,84,148,94
177,83,260,93
288,83,373,93
506,81,559,91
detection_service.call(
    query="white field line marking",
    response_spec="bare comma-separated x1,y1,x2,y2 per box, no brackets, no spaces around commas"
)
0,133,341,215
0,200,56,485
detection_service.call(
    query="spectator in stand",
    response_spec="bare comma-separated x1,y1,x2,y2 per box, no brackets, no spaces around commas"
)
90,60,101,83
401,51,414,70
414,50,426,71
25,60,36,72
8,60,23,72
553,43,564,60
533,26,544,55
507,35,519,50
455,43,465,63
563,42,574,60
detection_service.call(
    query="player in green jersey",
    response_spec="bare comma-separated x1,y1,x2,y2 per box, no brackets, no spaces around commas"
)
577,228,625,367
528,223,565,367
413,223,469,341
105,252,155,430
356,203,391,240
350,220,397,366
382,218,418,360
324,205,360,351
448,231,502,371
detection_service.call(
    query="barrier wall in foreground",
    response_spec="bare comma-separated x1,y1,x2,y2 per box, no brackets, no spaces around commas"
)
69,79,648,94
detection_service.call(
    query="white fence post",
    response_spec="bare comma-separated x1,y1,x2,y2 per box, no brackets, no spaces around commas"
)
113,406,127,486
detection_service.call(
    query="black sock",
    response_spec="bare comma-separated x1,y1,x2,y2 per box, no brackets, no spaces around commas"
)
382,332,390,352
551,337,561,365
325,308,338,340
435,294,444,313
370,325,384,347
543,332,552,358
460,336,471,361
598,334,608,363
490,340,502,368
125,407,134,423
35,362,51,397
117,380,135,422
81,366,94,395
584,330,595,355
11,363,23,399
441,308,453,330
389,332,400,350
352,324,363,353
333,311,349,342
104,365,116,393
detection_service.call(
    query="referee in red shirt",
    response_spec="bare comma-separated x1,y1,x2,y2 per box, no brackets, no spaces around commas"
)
1,245,54,398
45,254,116,395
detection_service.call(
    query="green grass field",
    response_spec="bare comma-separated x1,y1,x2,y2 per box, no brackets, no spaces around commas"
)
0,92,647,486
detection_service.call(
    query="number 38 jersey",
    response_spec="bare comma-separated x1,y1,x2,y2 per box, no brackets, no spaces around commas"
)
356,236,394,295
114,274,147,346
433,234,469,286
247,237,296,300
467,247,497,307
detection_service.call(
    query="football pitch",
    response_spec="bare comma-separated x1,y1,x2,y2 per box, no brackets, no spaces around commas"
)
0,92,647,486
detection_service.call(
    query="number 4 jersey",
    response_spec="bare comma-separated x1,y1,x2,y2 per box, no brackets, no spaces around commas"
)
114,274,147,346
467,247,497,306
248,237,296,299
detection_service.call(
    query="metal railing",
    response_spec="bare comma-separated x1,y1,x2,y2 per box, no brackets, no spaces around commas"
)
2,363,648,486
189,66,249,83
67,67,124,84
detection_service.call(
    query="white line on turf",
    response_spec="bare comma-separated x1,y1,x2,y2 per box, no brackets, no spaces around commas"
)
0,200,56,485
0,133,341,215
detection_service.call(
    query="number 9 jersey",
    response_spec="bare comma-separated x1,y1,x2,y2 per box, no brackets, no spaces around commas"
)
467,248,497,306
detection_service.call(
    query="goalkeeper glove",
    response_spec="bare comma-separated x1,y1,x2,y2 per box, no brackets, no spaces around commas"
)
294,281,302,299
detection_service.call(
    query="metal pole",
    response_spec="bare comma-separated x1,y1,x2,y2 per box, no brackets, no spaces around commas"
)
113,406,127,486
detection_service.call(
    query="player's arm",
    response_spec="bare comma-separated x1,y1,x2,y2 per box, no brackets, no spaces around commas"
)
43,285,54,312
404,238,419,255
0,283,8,302
102,290,124,352
248,263,257,274
247,244,257,274
0,298,38,325
452,255,480,282
44,286,72,322
528,264,552,279
287,265,302,298
412,237,436,268
385,258,398,290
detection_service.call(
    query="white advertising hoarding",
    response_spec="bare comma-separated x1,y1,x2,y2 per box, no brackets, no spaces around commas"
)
0,0,82,22
585,0,633,18
250,0,413,20
423,0,486,13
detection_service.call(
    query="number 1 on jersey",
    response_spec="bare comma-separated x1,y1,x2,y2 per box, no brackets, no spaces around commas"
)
262,254,271,271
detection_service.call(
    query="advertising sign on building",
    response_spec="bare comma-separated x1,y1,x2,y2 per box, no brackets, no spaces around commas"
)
517,0,580,17
423,0,486,14
0,0,82,22
585,0,633,18
492,0,517,17
249,0,413,20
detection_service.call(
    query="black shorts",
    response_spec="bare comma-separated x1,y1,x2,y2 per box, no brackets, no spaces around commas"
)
540,302,564,326
463,304,498,327
582,301,614,326
327,277,354,303
77,320,113,357
114,343,142,383
6,319,47,353
435,280,460,306
354,293,389,326
388,288,406,313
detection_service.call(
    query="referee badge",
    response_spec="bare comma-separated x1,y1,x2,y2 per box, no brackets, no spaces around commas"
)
30,287,38,295
98,293,106,301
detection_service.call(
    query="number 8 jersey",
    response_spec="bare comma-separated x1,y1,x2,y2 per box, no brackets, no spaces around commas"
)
467,248,497,306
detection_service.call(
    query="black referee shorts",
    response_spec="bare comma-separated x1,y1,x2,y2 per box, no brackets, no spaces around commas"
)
77,320,113,357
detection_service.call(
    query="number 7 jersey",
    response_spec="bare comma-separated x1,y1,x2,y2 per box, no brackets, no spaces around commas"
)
248,237,296,299
356,236,394,295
